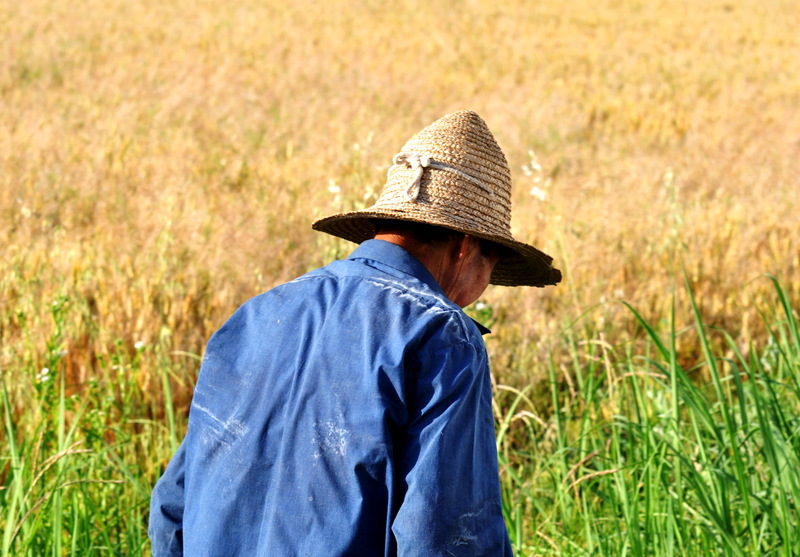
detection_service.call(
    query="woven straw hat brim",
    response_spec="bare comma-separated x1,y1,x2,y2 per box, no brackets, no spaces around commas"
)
312,210,562,287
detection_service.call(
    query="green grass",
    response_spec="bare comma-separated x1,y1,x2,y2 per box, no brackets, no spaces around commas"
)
2,276,798,555
1,299,184,556
496,276,800,555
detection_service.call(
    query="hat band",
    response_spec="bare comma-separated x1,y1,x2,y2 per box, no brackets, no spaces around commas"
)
390,151,494,202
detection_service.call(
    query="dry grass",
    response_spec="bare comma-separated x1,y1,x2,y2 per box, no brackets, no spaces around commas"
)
3,0,799,404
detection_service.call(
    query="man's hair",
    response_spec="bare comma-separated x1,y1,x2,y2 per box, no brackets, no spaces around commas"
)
371,219,464,246
372,218,512,259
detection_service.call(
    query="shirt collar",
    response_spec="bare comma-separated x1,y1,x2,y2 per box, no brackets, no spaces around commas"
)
349,239,442,292
347,239,492,335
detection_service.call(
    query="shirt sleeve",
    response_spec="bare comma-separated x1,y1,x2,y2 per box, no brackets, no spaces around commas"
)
391,339,513,557
148,442,186,557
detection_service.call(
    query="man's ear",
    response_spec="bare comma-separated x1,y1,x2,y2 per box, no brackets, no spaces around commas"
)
456,234,475,261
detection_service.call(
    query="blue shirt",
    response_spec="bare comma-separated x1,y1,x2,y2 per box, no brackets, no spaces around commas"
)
149,239,513,556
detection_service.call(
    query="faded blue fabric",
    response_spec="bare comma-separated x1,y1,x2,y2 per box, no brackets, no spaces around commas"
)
149,239,513,556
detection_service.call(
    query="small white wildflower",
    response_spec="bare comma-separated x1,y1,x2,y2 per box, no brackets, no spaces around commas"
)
21,206,32,218
328,180,341,195
36,367,50,382
474,301,488,311
134,341,145,350
527,149,542,172
530,186,547,201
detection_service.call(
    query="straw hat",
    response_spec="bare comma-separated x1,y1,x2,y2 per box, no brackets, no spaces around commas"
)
312,110,561,287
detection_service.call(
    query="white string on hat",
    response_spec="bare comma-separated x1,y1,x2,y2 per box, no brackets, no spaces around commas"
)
390,151,494,202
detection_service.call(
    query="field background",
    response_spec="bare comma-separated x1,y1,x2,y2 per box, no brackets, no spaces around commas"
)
2,0,799,554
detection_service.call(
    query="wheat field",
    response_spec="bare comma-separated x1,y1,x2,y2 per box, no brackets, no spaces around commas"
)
2,0,799,554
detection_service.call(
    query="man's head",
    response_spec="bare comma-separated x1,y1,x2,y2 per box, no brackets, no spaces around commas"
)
313,110,562,288
372,219,503,307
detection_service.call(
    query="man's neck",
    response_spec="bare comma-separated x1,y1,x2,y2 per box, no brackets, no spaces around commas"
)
373,232,467,305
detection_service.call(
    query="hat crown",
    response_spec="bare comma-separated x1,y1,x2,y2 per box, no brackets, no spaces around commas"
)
374,110,514,241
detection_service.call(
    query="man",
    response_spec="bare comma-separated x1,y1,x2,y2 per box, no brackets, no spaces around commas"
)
149,110,561,556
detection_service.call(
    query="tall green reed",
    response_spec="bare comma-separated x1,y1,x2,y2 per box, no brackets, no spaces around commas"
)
496,276,799,555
